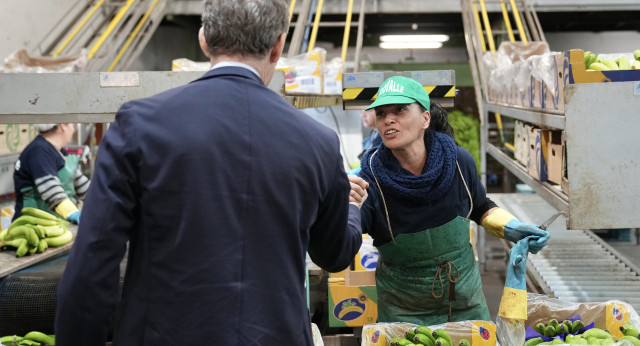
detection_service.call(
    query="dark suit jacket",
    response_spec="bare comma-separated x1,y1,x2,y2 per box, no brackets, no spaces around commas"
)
55,67,362,345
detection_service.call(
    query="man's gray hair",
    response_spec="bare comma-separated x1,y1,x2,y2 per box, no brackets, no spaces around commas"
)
201,0,289,59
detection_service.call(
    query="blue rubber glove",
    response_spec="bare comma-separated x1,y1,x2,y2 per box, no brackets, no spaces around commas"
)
505,238,529,290
498,238,530,320
504,219,549,254
67,211,81,224
347,167,361,175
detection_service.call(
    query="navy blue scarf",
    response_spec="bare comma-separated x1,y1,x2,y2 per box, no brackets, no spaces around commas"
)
360,131,458,203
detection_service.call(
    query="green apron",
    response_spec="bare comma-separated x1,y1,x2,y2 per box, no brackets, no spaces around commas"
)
376,216,490,325
21,155,79,216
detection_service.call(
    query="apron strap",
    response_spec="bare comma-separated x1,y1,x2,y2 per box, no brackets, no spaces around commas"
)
431,260,461,322
456,161,473,221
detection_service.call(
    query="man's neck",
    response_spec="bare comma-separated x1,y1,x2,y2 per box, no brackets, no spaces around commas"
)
210,55,269,84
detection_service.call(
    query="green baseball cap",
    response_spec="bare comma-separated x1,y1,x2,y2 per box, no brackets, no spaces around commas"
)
366,76,430,111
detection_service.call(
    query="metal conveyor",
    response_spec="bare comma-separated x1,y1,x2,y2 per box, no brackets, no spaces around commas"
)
488,193,640,313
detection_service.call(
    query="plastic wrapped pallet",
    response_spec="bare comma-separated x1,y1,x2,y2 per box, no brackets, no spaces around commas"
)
361,320,498,346
277,47,326,94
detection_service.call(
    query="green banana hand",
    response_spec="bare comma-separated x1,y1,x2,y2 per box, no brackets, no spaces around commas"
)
21,207,60,221
5,225,39,246
44,229,73,247
23,331,55,345
620,324,640,338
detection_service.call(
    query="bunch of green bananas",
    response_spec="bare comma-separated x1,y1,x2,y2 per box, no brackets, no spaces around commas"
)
534,318,585,338
526,324,640,346
0,207,73,258
584,50,640,71
0,331,55,346
390,326,467,346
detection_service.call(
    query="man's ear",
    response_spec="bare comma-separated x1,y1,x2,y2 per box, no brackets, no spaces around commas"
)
269,33,287,64
198,26,210,58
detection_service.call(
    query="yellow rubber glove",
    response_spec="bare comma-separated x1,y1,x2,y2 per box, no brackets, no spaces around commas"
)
54,198,80,220
482,208,550,254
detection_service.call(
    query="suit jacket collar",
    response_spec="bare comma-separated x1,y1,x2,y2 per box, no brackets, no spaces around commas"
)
194,66,264,85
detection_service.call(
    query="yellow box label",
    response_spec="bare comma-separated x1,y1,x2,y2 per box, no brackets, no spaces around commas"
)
605,302,629,339
472,321,497,345
328,284,378,327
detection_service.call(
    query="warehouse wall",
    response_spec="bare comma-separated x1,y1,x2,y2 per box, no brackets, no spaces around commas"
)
546,31,640,54
0,0,75,59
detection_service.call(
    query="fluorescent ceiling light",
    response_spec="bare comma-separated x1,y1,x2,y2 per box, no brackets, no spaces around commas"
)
380,34,449,43
379,42,443,49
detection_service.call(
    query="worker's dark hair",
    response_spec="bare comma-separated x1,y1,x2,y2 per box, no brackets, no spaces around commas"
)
418,102,455,139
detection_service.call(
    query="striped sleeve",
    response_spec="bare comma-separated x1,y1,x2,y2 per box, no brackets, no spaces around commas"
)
34,175,69,210
73,169,90,199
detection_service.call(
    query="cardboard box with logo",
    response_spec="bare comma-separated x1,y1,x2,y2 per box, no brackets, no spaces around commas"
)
527,126,549,182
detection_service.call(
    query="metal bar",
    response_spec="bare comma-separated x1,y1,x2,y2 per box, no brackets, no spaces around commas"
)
477,0,496,53
119,0,167,71
54,0,107,57
499,0,515,42
289,0,297,23
307,0,324,52
486,144,569,213
287,0,312,57
352,0,366,73
88,0,136,59
340,0,354,62
520,0,540,41
108,0,161,71
485,103,565,129
508,0,528,42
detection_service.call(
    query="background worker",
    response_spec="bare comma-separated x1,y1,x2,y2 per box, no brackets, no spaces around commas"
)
55,1,364,345
360,108,382,156
347,76,549,325
348,108,382,175
12,123,89,223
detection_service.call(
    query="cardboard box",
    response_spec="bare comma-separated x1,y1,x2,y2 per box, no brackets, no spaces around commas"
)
527,126,548,181
361,321,497,346
540,53,566,112
0,124,24,156
520,294,640,344
545,130,564,185
328,281,378,327
514,121,529,167
330,235,379,278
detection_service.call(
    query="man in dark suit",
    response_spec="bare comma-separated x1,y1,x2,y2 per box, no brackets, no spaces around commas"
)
55,0,368,345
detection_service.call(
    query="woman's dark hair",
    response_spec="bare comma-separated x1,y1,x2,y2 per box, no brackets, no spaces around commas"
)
418,102,455,139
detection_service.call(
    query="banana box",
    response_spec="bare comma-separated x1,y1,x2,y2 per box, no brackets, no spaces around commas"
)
328,279,378,327
565,49,640,85
544,130,564,185
329,234,379,279
519,293,640,345
361,321,497,346
527,126,549,182
0,124,25,156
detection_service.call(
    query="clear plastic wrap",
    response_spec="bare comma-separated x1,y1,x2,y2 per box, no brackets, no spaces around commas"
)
277,47,326,94
504,293,640,345
530,53,559,95
0,49,88,73
321,57,344,95
361,320,499,346
311,322,324,346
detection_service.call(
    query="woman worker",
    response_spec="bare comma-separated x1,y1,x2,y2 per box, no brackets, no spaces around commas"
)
12,123,90,223
347,76,549,325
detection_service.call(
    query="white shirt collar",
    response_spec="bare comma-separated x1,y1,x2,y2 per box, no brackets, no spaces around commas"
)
211,61,260,78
